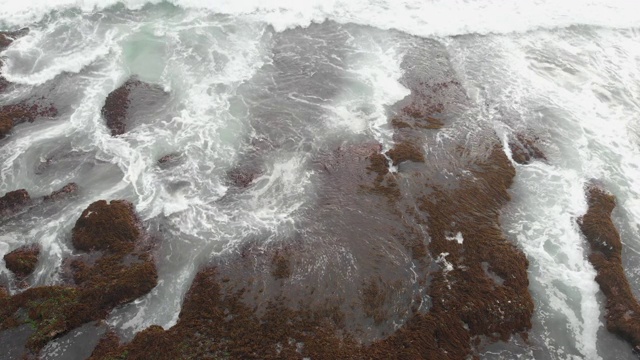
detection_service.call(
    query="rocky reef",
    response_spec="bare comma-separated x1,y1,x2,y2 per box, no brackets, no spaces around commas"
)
578,185,640,354
0,200,157,355
88,73,533,359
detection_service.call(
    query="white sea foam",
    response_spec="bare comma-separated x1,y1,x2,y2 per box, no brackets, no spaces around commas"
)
2,0,640,37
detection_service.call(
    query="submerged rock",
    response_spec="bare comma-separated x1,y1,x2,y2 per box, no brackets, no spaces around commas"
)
386,141,425,166
0,200,157,354
43,183,78,202
578,185,640,354
271,250,291,279
157,153,182,169
3,245,40,279
227,166,261,188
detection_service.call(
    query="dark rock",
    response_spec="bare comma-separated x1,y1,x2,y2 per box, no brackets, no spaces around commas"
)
0,189,31,217
3,244,40,279
101,79,137,136
101,77,168,136
578,185,640,353
157,153,182,169
43,183,78,202
0,200,158,353
508,133,547,165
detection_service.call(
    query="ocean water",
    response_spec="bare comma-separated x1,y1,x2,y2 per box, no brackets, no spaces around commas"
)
1,1,640,359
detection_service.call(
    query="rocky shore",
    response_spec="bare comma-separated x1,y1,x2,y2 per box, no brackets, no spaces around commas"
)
1,20,637,360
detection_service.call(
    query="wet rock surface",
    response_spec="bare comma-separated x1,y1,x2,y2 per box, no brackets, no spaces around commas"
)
101,77,169,136
3,244,40,279
578,185,640,354
0,200,157,356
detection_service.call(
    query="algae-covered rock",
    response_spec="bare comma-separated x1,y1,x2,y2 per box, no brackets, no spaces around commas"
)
3,244,40,279
0,101,58,139
0,200,157,354
0,189,31,217
578,185,640,354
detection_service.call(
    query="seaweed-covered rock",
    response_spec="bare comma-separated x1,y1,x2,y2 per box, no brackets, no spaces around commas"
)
578,186,640,354
0,189,31,217
72,200,140,253
0,101,58,139
3,244,40,279
0,200,157,353
101,77,168,136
